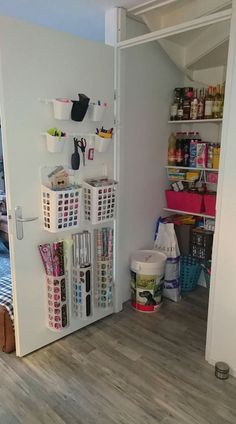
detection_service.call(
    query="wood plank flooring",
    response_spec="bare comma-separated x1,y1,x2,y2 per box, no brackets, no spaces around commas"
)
1,287,236,424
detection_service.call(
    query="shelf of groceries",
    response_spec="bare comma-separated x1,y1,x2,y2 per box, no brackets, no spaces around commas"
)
163,84,223,221
168,119,222,124
165,166,219,172
163,208,216,220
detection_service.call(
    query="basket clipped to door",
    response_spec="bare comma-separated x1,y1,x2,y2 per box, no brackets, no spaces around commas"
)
83,178,118,224
180,256,202,292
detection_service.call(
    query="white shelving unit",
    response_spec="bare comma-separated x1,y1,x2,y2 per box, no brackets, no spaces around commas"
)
165,166,219,172
163,208,215,219
168,119,222,124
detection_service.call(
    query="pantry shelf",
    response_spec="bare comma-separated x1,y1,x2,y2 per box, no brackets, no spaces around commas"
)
163,208,215,219
165,166,219,172
168,119,222,124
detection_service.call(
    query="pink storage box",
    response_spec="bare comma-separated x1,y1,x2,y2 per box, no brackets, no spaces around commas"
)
165,190,204,214
204,194,216,216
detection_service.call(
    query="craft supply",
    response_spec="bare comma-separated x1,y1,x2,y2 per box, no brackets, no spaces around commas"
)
47,128,66,139
48,166,64,178
78,138,87,167
88,148,94,160
52,241,65,277
38,243,54,275
71,137,81,170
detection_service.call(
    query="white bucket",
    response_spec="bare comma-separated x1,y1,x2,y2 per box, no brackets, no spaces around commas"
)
46,133,66,153
94,135,111,153
53,98,72,120
130,250,167,313
88,104,105,122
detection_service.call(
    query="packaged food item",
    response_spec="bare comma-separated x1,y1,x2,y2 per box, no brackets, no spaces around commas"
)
213,145,220,169
186,171,200,182
207,144,214,168
207,172,218,184
196,143,207,168
168,133,176,166
189,139,197,168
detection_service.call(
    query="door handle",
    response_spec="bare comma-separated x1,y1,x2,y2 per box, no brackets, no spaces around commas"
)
16,217,38,223
15,206,39,240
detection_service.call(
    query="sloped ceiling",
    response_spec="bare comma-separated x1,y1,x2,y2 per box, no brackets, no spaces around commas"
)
128,0,231,81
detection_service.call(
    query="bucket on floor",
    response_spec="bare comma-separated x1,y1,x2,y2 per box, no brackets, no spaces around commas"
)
130,250,167,313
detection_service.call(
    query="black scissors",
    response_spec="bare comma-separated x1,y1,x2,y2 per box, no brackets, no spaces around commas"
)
78,138,87,166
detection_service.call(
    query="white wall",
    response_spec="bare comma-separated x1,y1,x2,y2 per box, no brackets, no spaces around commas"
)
206,0,236,375
118,18,184,302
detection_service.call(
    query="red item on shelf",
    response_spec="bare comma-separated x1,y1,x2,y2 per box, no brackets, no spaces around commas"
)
204,193,216,216
165,190,204,214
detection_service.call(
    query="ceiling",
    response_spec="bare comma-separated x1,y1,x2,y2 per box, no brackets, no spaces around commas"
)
0,0,145,42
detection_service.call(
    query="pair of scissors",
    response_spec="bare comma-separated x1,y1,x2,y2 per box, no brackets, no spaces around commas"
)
78,138,87,167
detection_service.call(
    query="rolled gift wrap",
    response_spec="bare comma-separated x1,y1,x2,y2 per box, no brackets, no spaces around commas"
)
38,244,54,276
52,241,65,277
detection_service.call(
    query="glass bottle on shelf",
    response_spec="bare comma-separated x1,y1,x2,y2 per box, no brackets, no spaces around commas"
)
204,86,213,119
197,89,205,120
168,133,176,166
219,83,225,119
175,132,184,166
183,88,192,120
190,89,198,120
177,97,184,120
182,132,190,167
170,98,178,121
212,85,221,119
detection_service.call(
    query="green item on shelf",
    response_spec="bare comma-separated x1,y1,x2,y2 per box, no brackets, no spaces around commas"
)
47,128,66,140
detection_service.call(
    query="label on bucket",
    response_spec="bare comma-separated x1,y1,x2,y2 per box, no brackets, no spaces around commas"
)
130,271,164,313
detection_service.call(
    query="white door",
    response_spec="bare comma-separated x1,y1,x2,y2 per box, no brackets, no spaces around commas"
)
0,17,115,356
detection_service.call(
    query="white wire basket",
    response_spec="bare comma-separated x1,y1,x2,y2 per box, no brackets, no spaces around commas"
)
41,185,82,232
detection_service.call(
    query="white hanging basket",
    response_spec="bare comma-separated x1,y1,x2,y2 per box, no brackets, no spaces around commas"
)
94,135,112,153
53,98,72,120
46,133,66,153
88,104,106,122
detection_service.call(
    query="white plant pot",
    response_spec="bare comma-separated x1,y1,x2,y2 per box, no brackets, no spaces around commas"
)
88,104,105,122
46,133,66,153
53,98,72,120
94,135,111,153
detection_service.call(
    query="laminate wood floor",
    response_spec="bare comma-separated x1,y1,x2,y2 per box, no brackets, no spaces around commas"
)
1,287,236,424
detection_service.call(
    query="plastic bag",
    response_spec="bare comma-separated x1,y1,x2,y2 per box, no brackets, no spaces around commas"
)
154,222,181,302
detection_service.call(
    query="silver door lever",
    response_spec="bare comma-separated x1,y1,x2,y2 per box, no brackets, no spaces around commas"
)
15,206,38,240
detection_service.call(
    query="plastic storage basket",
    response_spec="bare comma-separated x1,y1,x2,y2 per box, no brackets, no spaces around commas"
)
83,180,117,224
41,185,82,232
94,260,113,308
180,256,202,292
191,228,213,261
46,275,68,331
72,266,92,319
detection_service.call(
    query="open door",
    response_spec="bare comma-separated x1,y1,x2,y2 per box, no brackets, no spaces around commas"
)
0,17,115,356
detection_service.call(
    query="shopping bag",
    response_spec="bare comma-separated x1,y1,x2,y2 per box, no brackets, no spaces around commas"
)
154,222,181,302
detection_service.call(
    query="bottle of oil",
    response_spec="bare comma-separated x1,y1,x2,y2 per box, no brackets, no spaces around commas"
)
168,133,176,166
